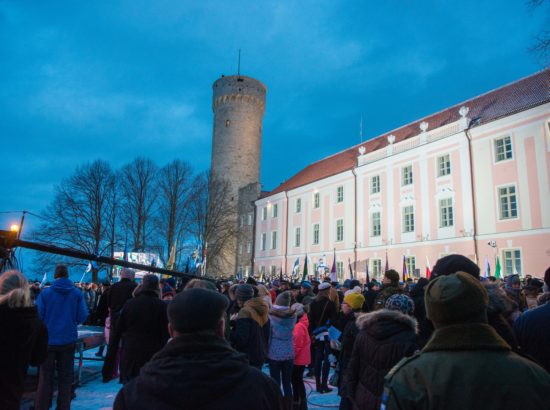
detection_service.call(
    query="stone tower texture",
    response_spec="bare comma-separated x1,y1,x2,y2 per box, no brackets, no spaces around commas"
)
209,75,267,277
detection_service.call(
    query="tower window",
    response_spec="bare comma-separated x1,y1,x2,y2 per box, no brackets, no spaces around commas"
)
225,119,230,127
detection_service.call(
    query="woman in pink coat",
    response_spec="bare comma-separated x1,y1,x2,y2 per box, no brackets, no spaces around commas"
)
292,303,311,410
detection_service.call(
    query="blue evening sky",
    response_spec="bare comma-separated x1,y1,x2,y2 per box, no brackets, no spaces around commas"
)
1,0,547,237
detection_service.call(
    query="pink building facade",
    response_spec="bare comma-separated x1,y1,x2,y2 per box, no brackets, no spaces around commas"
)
252,70,550,281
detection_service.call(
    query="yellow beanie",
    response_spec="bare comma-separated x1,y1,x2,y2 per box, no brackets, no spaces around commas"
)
343,292,365,310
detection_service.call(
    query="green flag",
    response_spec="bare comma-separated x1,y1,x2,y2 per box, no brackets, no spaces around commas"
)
302,254,308,281
495,255,501,279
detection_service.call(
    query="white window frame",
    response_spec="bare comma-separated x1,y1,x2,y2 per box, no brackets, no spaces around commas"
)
314,192,320,209
402,206,415,233
262,207,267,221
261,233,267,251
270,265,277,276
336,219,344,242
402,165,413,186
336,261,344,279
296,198,302,213
295,227,301,247
372,259,382,277
437,154,451,177
271,231,277,250
260,265,266,276
405,256,416,277
497,184,518,220
494,135,513,163
502,248,522,276
371,211,381,237
247,213,253,225
313,223,320,245
336,186,344,203
272,204,278,218
371,175,380,194
239,243,243,254
439,198,454,227
247,241,252,253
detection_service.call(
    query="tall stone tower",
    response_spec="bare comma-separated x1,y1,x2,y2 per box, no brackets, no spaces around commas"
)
209,75,267,277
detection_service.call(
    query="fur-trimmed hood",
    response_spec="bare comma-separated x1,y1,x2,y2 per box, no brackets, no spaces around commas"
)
356,309,418,339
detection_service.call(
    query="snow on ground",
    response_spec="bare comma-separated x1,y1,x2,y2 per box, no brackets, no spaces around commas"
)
22,350,340,409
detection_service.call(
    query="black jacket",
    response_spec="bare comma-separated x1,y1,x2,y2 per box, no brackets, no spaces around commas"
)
345,309,417,410
111,290,169,383
107,279,137,313
308,296,337,334
0,305,48,410
514,300,550,372
114,332,284,410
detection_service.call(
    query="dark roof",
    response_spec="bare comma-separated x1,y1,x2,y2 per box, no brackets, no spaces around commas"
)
267,69,550,196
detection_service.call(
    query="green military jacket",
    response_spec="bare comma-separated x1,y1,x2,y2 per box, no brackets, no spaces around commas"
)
382,323,550,410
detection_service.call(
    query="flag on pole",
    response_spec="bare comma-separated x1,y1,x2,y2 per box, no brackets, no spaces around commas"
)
301,254,309,281
495,255,501,279
292,257,300,279
348,258,354,279
39,272,47,289
365,259,370,284
384,250,389,273
79,270,87,284
330,248,337,282
402,255,407,282
484,255,491,278
425,256,431,279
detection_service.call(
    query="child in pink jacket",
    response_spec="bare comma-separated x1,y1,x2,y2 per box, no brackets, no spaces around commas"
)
292,303,311,410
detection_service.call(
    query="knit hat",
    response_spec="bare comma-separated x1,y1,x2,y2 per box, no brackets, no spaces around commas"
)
431,254,480,280
384,269,400,286
318,282,331,291
343,292,365,310
343,279,352,289
291,302,305,317
385,294,415,316
275,290,292,307
235,284,254,302
301,281,312,289
344,286,362,296
425,271,488,327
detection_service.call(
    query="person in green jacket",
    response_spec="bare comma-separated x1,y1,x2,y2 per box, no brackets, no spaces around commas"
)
382,271,550,410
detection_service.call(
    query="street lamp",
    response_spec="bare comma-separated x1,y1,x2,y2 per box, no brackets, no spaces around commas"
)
10,224,19,233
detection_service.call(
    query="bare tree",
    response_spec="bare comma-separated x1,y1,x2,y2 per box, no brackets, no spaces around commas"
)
154,160,193,267
528,0,550,66
33,160,116,283
187,171,238,277
118,158,158,252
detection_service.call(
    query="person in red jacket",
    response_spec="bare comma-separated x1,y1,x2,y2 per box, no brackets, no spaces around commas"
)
292,303,311,410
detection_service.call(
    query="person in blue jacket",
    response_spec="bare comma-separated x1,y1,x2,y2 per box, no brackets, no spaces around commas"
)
34,264,88,410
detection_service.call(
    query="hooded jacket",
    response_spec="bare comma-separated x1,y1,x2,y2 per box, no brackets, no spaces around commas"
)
345,309,417,410
36,277,89,346
293,314,311,366
268,306,296,361
114,332,284,410
230,297,270,367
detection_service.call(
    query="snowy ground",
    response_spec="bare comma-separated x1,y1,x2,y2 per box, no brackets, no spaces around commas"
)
22,350,340,409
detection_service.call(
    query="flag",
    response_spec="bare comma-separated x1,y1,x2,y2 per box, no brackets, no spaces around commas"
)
301,254,309,281
348,258,354,279
79,269,87,284
292,257,300,279
365,259,370,284
402,255,407,282
167,240,177,270
484,255,491,278
85,262,92,273
384,250,389,273
495,255,501,279
39,272,47,289
425,256,431,279
330,248,337,282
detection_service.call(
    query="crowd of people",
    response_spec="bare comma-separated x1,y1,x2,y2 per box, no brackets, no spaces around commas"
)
0,254,549,409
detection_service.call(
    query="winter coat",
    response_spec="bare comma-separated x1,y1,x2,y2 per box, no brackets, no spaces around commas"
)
362,289,378,312
111,290,169,383
114,332,284,410
338,311,362,396
345,309,417,410
107,278,138,313
485,284,521,352
95,289,109,326
268,307,296,361
308,296,338,336
0,305,48,410
372,285,401,311
36,277,89,346
293,314,311,366
230,297,270,367
296,289,315,306
382,323,550,410
514,300,550,372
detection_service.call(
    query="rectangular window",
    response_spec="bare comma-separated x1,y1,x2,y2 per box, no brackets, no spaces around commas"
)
262,207,267,221
371,175,380,194
272,204,278,218
271,231,277,250
372,259,382,277
313,223,320,245
337,261,344,279
402,165,413,186
337,186,344,203
295,227,301,247
405,256,416,277
261,233,266,251
498,186,518,219
371,212,381,237
248,213,253,225
296,198,302,213
260,265,265,276
239,215,244,227
437,154,451,177
439,198,454,227
494,136,513,162
270,265,277,276
314,192,320,209
247,241,252,253
336,219,344,242
503,249,522,275
403,206,415,232
239,243,243,254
